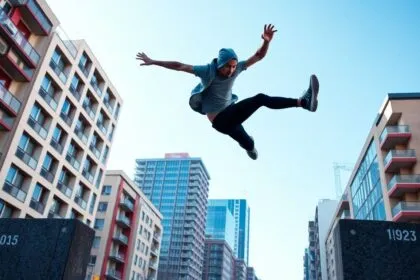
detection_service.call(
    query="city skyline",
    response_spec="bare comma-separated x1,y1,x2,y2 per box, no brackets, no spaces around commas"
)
2,0,420,279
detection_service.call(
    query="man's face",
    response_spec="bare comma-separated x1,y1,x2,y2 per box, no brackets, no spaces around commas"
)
218,59,237,77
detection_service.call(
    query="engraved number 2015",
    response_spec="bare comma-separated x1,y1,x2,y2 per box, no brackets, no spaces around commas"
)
0,234,19,246
387,229,416,241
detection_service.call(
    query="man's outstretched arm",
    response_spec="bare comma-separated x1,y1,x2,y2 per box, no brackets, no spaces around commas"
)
136,52,194,74
246,24,277,68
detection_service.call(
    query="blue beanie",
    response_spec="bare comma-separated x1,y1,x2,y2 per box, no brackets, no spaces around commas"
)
217,48,238,68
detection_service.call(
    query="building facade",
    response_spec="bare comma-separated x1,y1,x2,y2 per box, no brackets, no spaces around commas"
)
206,201,235,251
134,153,210,280
89,170,162,280
208,199,250,264
202,239,234,280
326,93,420,279
0,0,122,225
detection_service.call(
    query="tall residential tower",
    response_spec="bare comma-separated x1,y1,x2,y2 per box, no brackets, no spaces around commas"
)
134,153,210,280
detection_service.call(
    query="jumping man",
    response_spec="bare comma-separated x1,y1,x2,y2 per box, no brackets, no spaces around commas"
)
136,24,319,160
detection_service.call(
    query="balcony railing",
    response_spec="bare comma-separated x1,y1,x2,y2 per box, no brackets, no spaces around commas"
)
15,147,37,170
384,149,416,172
10,0,53,35
0,79,21,115
38,87,57,110
0,8,40,66
74,196,87,210
90,80,102,97
0,114,14,130
69,84,81,101
49,60,67,84
113,233,128,245
392,201,420,218
74,127,88,144
0,49,33,81
50,138,63,154
65,153,80,171
97,122,107,135
82,102,95,120
109,252,125,263
120,198,134,212
47,210,63,218
3,181,26,202
29,198,45,214
380,125,411,149
89,143,101,159
82,169,94,183
57,181,72,198
78,62,90,77
27,117,48,139
116,214,130,227
40,167,54,183
105,269,122,280
60,112,73,127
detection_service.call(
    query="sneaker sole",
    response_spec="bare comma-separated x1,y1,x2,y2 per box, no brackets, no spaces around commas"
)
310,74,319,111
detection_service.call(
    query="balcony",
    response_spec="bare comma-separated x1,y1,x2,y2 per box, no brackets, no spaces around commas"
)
109,252,125,264
392,201,420,222
9,0,53,35
0,48,33,81
27,117,48,139
65,153,80,171
69,84,81,101
49,60,67,84
74,196,87,210
0,114,13,130
105,269,122,280
380,125,411,150
97,121,107,135
149,260,158,270
57,181,72,198
47,210,63,218
0,83,21,116
60,112,73,127
40,167,54,183
74,127,88,145
15,147,37,170
89,143,101,159
29,198,45,214
384,149,416,173
82,169,94,183
387,175,420,198
120,198,134,212
112,233,128,245
116,214,130,228
0,9,39,67
90,80,102,97
82,102,95,120
3,181,26,202
50,138,63,154
38,87,57,110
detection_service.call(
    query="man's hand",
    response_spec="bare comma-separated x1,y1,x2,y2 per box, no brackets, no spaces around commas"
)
136,52,154,66
261,24,277,42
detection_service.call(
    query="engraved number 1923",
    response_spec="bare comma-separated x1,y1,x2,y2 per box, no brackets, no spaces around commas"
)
387,229,416,241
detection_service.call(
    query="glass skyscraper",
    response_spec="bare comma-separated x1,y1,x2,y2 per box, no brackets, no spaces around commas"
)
208,199,250,264
134,153,210,280
205,203,235,251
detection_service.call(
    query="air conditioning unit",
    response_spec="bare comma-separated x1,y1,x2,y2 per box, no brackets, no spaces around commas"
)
4,20,17,35
0,38,8,54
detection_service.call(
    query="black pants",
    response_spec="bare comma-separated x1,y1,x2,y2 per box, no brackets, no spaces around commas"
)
212,93,298,151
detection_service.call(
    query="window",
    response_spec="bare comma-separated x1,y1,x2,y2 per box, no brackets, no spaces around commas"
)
41,76,53,93
30,104,44,123
92,236,100,248
61,99,71,116
101,185,111,195
32,183,43,201
52,126,62,142
18,133,34,154
94,219,104,230
6,166,22,186
97,202,107,212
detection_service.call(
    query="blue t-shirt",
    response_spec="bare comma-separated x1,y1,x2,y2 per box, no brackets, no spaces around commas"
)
192,60,247,113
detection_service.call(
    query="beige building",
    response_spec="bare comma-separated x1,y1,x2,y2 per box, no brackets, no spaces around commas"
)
326,92,420,279
90,170,162,280
0,0,122,225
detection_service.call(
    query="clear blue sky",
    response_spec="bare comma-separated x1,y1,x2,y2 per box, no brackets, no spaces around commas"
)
47,0,420,278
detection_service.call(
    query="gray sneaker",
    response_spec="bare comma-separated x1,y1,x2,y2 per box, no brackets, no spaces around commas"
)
300,74,319,112
247,148,258,160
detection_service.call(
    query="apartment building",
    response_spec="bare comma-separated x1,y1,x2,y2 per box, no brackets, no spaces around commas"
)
0,0,122,225
89,170,162,280
325,93,420,279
